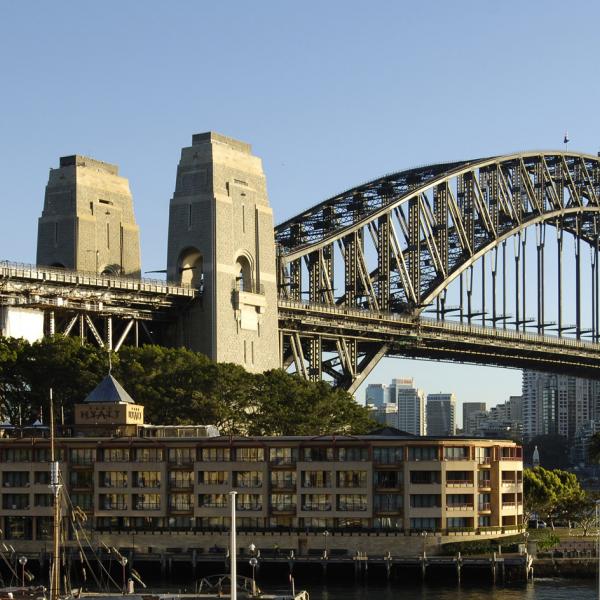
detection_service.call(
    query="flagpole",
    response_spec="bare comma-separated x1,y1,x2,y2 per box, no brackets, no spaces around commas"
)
229,491,237,600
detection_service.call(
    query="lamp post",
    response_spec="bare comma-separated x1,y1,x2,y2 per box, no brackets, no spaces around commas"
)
323,530,330,559
523,531,529,555
421,531,428,557
249,557,258,597
120,556,128,594
18,556,27,587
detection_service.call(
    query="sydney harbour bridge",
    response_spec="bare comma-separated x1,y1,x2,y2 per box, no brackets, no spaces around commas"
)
2,144,600,392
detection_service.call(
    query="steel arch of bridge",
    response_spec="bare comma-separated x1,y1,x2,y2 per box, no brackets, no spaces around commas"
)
275,151,600,391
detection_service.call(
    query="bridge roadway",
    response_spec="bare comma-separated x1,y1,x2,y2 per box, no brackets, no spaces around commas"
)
0,261,196,319
3,261,600,379
277,299,600,379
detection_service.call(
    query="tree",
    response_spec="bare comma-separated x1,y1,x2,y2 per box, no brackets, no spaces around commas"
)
524,466,586,529
0,336,376,436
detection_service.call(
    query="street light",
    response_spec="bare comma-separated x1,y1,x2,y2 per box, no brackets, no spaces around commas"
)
18,556,27,587
120,556,128,594
421,531,428,557
323,530,330,559
248,557,258,596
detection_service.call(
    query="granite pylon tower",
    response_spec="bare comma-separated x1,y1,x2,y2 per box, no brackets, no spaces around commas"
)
167,132,279,372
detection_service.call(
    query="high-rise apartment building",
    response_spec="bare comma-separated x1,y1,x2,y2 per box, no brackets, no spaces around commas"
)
426,393,456,436
522,371,597,441
463,402,486,434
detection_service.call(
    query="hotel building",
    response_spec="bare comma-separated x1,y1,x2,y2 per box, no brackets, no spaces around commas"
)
0,376,523,549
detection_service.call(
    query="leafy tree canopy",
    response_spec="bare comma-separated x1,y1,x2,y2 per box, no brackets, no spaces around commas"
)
524,466,586,529
0,337,376,436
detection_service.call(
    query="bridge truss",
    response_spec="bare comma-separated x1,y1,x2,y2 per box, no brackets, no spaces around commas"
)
276,151,600,391
0,262,196,350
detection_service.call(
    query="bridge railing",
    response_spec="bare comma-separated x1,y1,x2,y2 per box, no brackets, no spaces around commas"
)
0,260,196,296
278,298,599,350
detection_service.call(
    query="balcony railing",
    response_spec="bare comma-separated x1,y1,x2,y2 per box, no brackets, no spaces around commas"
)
478,503,491,511
446,504,474,511
446,480,473,486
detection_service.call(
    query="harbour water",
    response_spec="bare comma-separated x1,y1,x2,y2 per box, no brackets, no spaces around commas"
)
303,580,597,599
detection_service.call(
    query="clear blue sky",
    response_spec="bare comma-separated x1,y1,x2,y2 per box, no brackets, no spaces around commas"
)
1,1,599,418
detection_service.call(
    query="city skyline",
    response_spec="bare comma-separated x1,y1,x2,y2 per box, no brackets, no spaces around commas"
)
1,1,598,407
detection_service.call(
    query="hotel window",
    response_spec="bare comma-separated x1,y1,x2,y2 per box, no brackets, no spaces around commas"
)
337,518,369,529
475,447,491,464
478,493,491,510
446,494,473,508
447,517,471,529
410,494,441,508
102,448,130,462
373,447,404,464
236,493,262,511
235,447,264,462
337,494,368,511
2,448,32,462
34,448,51,462
302,447,334,462
71,493,93,511
34,494,53,507
446,471,473,485
374,470,403,489
37,516,53,540
200,448,230,462
374,494,403,512
410,470,441,484
2,494,29,509
301,517,335,529
169,493,193,511
69,448,95,465
337,471,367,488
100,494,127,510
3,472,29,487
235,471,263,488
169,471,193,489
302,471,332,488
337,447,369,462
269,447,297,466
35,471,51,485
168,448,195,465
69,471,93,488
134,493,161,510
478,515,491,527
444,447,469,460
5,516,32,540
373,517,403,530
269,517,298,529
409,517,440,531
133,471,161,488
301,494,332,511
100,471,128,488
198,494,228,508
199,471,229,485
270,471,296,490
408,447,437,461
134,448,163,462
270,494,296,512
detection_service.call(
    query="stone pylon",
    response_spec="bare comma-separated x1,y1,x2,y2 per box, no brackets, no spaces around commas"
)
167,132,279,372
37,155,141,276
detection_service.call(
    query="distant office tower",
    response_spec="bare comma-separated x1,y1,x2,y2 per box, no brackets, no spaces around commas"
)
462,402,486,434
426,393,456,436
522,371,596,441
37,155,141,276
390,378,426,436
367,378,425,435
365,383,388,408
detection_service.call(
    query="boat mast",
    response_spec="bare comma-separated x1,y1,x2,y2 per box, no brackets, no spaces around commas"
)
49,389,62,600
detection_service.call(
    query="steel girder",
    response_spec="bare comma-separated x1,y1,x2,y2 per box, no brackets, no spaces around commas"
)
276,151,600,389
